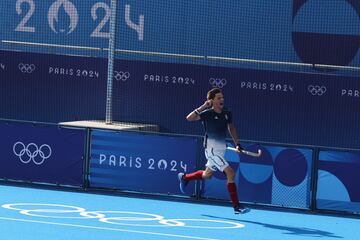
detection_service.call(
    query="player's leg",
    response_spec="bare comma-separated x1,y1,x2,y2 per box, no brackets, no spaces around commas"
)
223,166,250,214
209,149,250,214
178,148,215,193
178,169,206,193
178,165,215,192
202,166,214,179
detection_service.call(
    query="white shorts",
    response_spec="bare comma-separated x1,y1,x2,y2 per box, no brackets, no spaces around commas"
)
204,147,229,172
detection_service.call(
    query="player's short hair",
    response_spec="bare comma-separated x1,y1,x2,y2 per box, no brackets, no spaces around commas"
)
207,88,222,100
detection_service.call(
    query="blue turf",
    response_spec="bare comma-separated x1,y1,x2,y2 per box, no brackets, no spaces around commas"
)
0,185,358,240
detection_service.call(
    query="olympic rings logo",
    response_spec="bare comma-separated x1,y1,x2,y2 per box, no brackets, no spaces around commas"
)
18,63,36,74
1,203,244,229
308,85,327,96
114,71,130,81
13,142,52,165
209,78,227,88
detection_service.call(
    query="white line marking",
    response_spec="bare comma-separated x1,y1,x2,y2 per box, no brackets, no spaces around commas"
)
0,216,220,240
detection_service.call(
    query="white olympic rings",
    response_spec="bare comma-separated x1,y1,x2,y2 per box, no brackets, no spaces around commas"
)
209,78,227,88
18,63,36,73
13,142,52,165
308,85,327,96
114,71,130,81
2,203,244,229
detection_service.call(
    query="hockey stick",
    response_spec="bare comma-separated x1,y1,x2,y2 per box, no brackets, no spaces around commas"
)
227,147,262,157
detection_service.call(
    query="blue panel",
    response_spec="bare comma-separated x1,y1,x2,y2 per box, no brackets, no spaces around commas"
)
317,199,360,214
0,50,107,122
317,150,360,213
1,50,360,149
270,147,312,208
111,56,360,149
202,143,313,209
89,130,198,195
1,0,359,70
0,0,110,50
0,121,85,186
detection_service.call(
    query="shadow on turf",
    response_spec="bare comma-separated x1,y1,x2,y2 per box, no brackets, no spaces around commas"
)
202,214,343,239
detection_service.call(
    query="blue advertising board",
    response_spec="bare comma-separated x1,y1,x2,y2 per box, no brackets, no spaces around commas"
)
0,0,359,71
1,49,360,149
0,50,107,122
202,143,313,209
0,121,86,186
89,130,198,195
317,150,360,213
112,56,360,149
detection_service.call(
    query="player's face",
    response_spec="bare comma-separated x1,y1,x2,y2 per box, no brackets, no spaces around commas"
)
212,92,224,110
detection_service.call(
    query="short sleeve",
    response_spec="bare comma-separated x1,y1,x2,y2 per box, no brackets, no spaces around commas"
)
199,109,210,121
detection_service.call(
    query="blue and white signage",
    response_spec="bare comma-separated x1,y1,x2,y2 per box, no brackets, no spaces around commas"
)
1,1,359,68
2,49,360,149
0,121,86,186
89,130,198,195
202,143,313,209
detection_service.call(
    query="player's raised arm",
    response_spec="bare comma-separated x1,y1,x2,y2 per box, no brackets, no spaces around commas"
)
186,100,212,121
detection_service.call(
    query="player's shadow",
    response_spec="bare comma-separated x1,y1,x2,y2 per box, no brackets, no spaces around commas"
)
202,214,343,239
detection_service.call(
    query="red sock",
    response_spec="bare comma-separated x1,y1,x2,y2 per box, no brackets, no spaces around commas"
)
184,170,204,181
227,182,240,208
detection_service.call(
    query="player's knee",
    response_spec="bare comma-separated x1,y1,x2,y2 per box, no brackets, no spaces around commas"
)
224,167,235,180
203,171,213,179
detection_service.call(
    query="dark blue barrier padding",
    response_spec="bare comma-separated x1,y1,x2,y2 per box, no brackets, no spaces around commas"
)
1,50,360,149
0,121,86,186
317,150,360,214
89,130,198,195
0,50,107,122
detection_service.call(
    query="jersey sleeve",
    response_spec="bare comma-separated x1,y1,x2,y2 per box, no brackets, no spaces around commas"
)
199,109,210,121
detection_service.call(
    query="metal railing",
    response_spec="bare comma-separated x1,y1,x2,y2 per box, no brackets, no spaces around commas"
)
3,40,360,71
